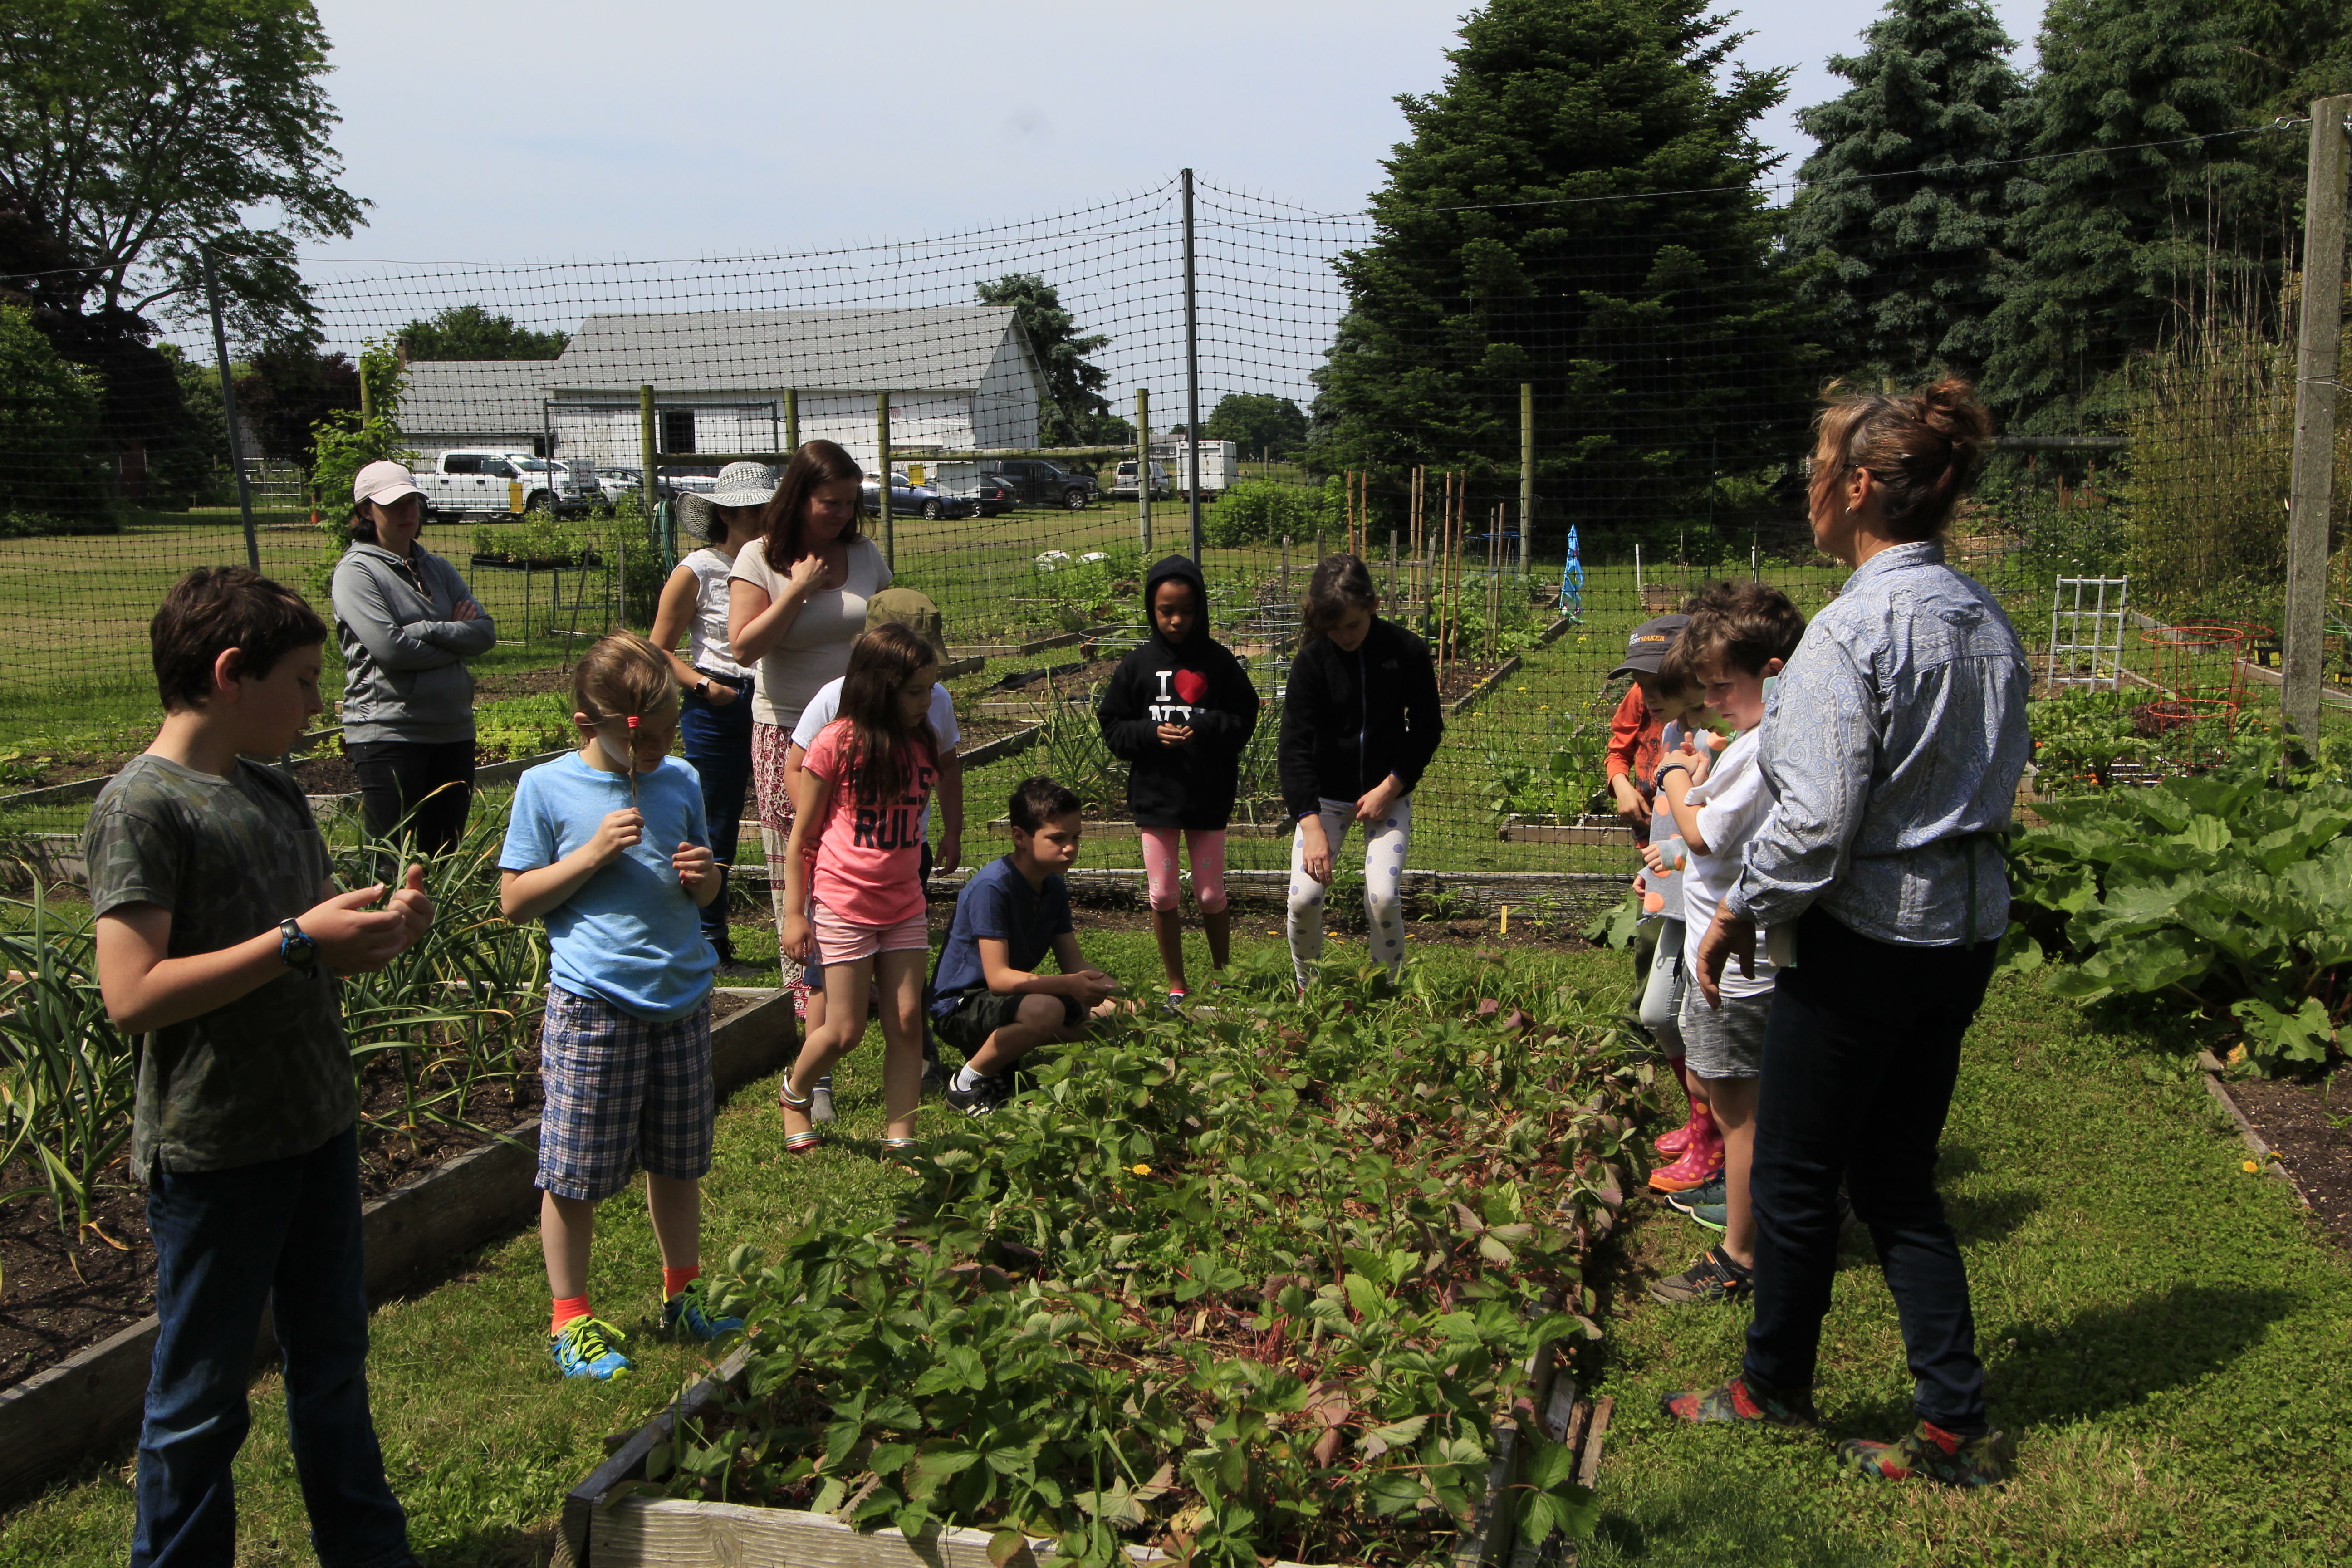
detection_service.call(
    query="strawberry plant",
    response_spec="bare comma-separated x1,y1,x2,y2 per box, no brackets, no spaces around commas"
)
2004,740,2352,1072
679,962,1645,1566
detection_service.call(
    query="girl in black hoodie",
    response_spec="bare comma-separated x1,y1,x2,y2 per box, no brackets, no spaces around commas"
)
1278,554,1443,987
1098,556,1259,1005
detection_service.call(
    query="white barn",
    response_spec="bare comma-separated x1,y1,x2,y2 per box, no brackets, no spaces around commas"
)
395,306,1047,473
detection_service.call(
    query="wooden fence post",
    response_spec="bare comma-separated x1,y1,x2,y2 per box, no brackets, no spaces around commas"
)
2283,94,2352,745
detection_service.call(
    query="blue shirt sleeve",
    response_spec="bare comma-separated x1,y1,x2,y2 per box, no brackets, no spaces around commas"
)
499,768,558,873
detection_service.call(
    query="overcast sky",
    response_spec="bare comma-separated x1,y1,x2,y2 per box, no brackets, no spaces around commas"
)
304,0,2048,268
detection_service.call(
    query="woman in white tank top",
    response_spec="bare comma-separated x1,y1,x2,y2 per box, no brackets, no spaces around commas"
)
649,462,776,972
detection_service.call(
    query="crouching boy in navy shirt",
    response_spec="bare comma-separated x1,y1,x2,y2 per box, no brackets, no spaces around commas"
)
929,775,1122,1115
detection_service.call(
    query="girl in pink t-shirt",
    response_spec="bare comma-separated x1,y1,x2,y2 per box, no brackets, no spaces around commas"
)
776,623,939,1155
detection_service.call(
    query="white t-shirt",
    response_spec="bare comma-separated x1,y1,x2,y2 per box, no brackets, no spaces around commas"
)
682,546,749,681
1678,726,1777,1000
727,536,892,729
791,676,960,842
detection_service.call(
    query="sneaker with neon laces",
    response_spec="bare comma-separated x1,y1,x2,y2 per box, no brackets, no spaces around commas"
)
1838,1421,2015,1487
1663,1173,1724,1217
662,1279,744,1342
1162,989,1190,1015
1660,1375,1818,1428
1647,1244,1751,1304
549,1315,631,1380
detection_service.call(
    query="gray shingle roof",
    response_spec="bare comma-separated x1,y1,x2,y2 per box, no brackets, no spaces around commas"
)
552,306,1021,395
398,359,558,435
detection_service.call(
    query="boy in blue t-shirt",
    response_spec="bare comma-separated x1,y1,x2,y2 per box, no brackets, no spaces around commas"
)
930,775,1122,1116
498,632,737,1379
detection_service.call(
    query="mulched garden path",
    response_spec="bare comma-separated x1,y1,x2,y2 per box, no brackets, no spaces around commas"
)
0,992,753,1391
2221,1066,2352,1245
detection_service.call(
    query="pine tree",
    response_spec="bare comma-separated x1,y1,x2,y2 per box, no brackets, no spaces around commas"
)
1308,0,1818,553
1983,0,2350,429
1784,0,2023,385
975,274,1113,447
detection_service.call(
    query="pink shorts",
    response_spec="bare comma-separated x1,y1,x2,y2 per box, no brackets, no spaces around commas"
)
810,901,929,966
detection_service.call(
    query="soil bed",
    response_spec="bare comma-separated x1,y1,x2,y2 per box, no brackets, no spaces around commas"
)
2222,1066,2352,1244
0,992,752,1392
1436,660,1510,705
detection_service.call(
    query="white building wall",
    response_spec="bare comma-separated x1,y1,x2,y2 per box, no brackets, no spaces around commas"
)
974,338,1039,449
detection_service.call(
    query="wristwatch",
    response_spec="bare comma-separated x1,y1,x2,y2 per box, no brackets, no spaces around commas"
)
279,917,319,975
693,678,711,699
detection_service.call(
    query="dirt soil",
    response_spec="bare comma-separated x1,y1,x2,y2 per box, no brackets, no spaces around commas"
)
1436,660,1510,705
2221,1067,2352,1244
0,991,755,1391
470,665,578,701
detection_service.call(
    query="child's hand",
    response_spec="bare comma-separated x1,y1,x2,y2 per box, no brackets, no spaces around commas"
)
1611,773,1651,828
781,912,815,963
1354,774,1402,825
1156,722,1193,747
1071,968,1120,1003
300,885,414,974
1298,814,1333,886
387,863,434,942
932,831,961,877
1640,842,1666,875
588,808,643,866
673,841,713,892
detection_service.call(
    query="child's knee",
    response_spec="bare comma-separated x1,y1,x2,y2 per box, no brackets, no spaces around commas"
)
1147,886,1181,913
1196,890,1228,914
1014,992,1066,1031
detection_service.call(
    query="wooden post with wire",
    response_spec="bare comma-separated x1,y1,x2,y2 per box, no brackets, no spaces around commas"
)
784,388,799,452
1136,387,1152,556
876,390,894,571
2284,93,2352,747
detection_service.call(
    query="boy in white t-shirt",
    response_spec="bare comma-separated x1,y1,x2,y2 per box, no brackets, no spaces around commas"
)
1647,583,1807,1308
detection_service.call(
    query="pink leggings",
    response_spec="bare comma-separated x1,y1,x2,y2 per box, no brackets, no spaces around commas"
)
1140,827,1228,913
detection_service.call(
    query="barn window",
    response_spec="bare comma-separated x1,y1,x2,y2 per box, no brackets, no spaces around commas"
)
661,410,695,455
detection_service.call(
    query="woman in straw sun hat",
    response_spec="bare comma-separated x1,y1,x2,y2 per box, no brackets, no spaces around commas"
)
332,458,496,855
648,461,778,975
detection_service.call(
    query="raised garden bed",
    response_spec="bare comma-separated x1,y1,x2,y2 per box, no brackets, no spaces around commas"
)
0,989,799,1505
1499,814,1638,848
948,632,1085,659
551,973,1635,1568
1438,657,1521,719
470,550,606,570
983,818,1288,840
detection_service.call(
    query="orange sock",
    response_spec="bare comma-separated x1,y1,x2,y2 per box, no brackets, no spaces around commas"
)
663,1265,699,1300
551,1295,591,1335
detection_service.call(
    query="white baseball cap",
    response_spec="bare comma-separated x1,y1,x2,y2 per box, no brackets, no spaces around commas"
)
353,460,425,507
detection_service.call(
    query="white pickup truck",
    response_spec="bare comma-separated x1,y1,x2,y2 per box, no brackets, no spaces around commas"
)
411,451,593,518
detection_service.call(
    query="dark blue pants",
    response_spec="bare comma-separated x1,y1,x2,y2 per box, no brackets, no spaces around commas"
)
1742,906,1999,1433
133,1123,414,1568
681,670,754,955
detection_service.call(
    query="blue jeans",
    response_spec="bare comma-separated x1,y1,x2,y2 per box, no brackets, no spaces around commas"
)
134,1123,415,1568
1742,905,1999,1434
681,670,754,953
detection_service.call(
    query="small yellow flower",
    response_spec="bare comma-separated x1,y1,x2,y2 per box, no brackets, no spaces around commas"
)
1132,1163,1152,1176
2242,1160,2260,1173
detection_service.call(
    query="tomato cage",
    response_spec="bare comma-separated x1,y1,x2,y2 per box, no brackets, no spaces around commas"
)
2132,622,2248,771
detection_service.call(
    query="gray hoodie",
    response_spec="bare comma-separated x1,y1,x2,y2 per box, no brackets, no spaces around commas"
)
331,541,497,745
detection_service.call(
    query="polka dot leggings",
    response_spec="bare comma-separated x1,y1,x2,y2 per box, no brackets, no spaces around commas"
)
1286,794,1412,988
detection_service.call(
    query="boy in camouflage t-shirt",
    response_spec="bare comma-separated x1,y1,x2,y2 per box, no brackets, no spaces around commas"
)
86,568,434,1568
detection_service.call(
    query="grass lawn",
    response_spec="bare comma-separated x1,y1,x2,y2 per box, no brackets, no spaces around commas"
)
3,937,2347,1565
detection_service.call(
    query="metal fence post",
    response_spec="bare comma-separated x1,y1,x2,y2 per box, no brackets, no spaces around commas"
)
2284,94,2352,745
877,390,894,571
1519,382,1534,577
1136,387,1152,554
1182,167,1202,564
199,242,260,569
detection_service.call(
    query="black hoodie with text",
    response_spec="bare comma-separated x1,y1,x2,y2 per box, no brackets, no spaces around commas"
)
1096,556,1260,829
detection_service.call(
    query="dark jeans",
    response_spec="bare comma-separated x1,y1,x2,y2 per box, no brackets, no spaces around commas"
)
347,738,475,858
1743,905,1999,1433
134,1123,415,1568
681,671,753,953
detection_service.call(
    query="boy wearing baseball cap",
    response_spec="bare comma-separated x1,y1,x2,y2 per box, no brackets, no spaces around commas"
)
1604,612,1689,828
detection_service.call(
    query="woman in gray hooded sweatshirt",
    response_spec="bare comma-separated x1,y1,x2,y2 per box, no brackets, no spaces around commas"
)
332,460,497,853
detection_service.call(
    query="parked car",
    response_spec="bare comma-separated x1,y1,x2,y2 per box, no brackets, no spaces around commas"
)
596,466,642,505
1108,458,1172,500
861,472,966,520
987,458,1097,510
412,450,590,518
971,471,1021,516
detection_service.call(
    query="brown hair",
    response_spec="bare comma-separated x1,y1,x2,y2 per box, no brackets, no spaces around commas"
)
344,494,426,546
760,440,864,570
1008,774,1082,832
1674,582,1807,681
573,631,677,726
1300,553,1377,642
151,567,328,711
1812,378,1995,543
833,622,939,804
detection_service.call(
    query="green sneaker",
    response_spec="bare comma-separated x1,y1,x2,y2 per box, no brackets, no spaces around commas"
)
1682,1198,1728,1234
1838,1421,2015,1487
550,1315,631,1380
1659,1375,1818,1428
662,1278,744,1342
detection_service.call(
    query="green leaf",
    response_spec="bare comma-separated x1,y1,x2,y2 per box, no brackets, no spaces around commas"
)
1343,1272,1389,1320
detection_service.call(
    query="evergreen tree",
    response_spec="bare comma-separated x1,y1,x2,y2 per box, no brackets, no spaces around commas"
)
1308,0,1817,551
1785,0,2023,384
976,273,1112,447
1984,0,2351,429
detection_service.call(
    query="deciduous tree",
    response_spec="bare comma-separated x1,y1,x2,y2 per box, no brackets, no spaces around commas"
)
398,304,568,360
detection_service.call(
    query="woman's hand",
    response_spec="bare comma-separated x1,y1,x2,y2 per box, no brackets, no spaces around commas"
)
781,912,815,963
1694,906,1759,1009
783,551,828,598
706,680,739,707
1354,774,1402,825
452,597,484,622
1298,814,1333,886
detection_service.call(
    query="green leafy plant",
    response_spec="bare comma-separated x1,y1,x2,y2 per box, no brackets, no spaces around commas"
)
1035,708,1129,815
2004,740,2352,1073
2028,690,2161,793
0,892,137,1234
679,966,1640,1565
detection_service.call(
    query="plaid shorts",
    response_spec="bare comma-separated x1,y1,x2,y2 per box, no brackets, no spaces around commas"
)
537,984,715,1202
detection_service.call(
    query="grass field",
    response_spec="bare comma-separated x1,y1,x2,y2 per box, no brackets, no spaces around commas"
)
3,944,2344,1566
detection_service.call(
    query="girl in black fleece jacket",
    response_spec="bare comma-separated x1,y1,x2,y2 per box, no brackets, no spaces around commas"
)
1278,554,1443,986
1098,556,1259,1004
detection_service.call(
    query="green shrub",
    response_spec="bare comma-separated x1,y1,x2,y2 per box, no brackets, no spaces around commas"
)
1205,478,1341,547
